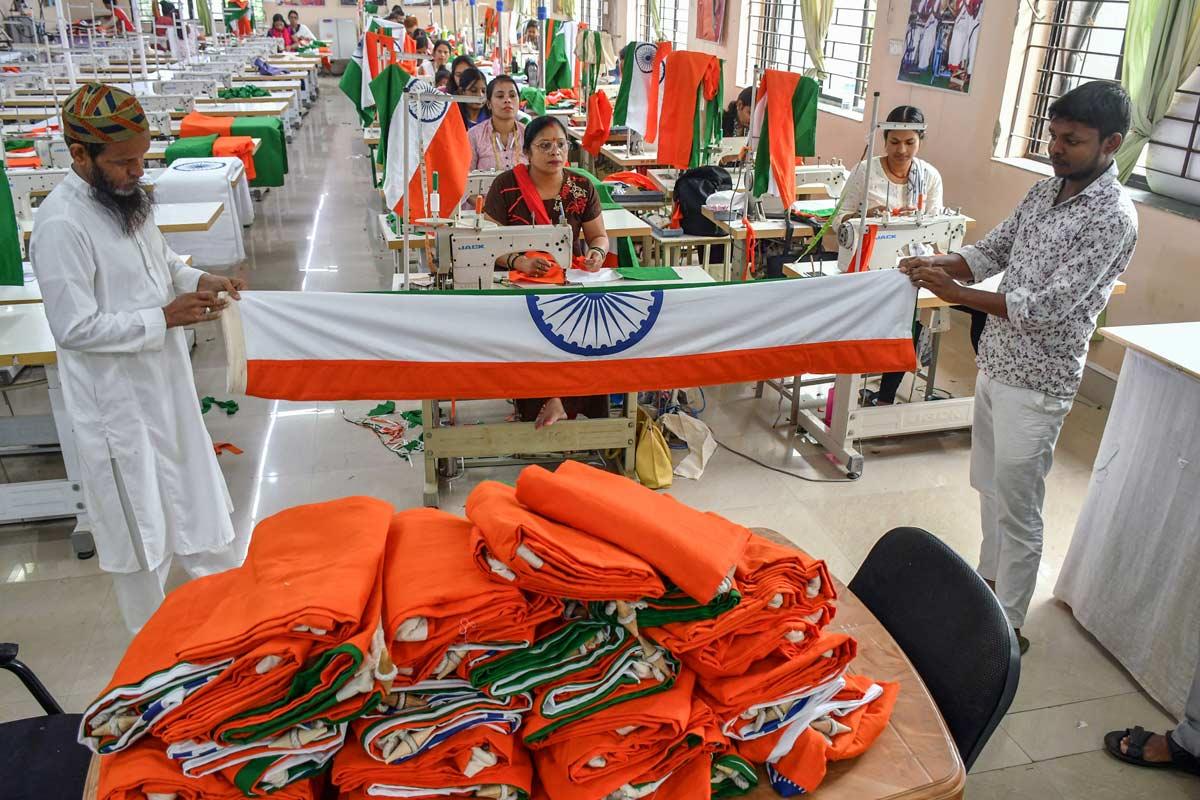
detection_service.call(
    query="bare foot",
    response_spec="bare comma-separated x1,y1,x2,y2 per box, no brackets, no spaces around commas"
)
1122,732,1172,763
535,398,568,430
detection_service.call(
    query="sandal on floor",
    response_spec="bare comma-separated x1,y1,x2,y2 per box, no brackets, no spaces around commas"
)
1104,727,1200,775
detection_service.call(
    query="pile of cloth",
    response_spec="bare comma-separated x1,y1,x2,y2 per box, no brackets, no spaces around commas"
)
166,111,289,188
219,84,272,100
82,464,898,799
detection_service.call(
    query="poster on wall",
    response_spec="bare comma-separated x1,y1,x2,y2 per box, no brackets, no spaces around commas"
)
279,0,326,6
898,0,983,93
696,0,726,43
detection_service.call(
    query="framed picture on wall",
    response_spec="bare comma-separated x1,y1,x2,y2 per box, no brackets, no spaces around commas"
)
280,0,326,5
696,0,726,43
897,0,984,94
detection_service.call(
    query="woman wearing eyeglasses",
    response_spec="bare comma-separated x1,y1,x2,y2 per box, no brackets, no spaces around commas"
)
483,115,610,275
482,115,612,429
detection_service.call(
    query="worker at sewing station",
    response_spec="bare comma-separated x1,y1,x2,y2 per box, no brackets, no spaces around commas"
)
420,39,453,80
482,116,611,429
468,75,526,171
455,67,490,130
837,105,945,406
29,84,247,633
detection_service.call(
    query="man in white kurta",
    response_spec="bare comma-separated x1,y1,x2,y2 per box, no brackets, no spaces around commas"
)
30,83,247,632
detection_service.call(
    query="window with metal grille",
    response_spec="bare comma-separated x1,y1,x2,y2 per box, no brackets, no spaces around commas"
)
134,0,265,32
741,0,877,115
1004,0,1129,162
636,0,689,51
578,0,608,32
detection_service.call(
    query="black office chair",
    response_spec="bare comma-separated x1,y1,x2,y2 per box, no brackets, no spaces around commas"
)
0,642,93,800
848,527,1020,771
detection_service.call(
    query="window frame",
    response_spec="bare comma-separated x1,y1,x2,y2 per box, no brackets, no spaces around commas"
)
636,0,689,51
740,0,878,116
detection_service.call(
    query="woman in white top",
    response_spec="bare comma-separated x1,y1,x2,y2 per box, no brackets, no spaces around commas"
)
286,10,315,47
837,105,944,227
419,39,452,79
838,105,946,405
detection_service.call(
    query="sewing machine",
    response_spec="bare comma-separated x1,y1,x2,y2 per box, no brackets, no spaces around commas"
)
836,210,968,272
753,163,850,217
434,222,574,290
464,170,500,203
155,79,220,99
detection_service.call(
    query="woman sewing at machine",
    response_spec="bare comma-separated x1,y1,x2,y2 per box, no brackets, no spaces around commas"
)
469,76,526,171
482,115,611,429
455,68,491,130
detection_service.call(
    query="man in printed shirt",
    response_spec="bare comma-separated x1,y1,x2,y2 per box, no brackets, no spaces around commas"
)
900,81,1137,655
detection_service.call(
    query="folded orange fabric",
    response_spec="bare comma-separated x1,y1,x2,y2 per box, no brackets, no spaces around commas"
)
333,724,533,798
81,567,240,753
736,674,899,796
153,637,318,744
647,751,715,799
465,480,665,601
98,737,316,800
737,533,837,614
383,508,563,687
700,631,857,725
214,134,257,180
533,669,726,800
674,607,827,680
514,461,750,603
181,111,235,138
177,497,394,663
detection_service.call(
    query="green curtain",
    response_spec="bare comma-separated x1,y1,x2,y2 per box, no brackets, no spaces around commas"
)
1115,0,1200,181
799,0,835,78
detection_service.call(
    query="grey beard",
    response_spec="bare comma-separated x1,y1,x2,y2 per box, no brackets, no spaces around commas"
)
90,167,153,236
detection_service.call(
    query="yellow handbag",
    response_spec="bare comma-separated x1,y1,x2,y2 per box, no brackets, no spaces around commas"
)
635,407,674,489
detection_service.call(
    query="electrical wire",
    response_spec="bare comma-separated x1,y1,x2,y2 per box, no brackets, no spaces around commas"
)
713,438,861,484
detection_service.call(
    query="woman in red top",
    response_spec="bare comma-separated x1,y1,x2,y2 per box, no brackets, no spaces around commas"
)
266,13,294,49
102,0,135,33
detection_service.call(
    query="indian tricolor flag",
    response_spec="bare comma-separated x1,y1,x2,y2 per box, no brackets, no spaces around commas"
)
543,19,579,92
613,41,671,142
338,16,407,126
221,271,918,401
750,70,820,210
370,64,469,221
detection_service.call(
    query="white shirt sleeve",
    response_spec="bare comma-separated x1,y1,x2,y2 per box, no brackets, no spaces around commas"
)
31,219,167,353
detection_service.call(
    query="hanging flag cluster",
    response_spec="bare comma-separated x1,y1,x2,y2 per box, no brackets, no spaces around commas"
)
613,41,671,142
656,51,724,170
750,70,820,210
339,15,409,127
543,19,579,92
371,65,470,222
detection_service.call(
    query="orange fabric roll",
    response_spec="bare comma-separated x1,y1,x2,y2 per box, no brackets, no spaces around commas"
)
673,608,826,680
383,508,563,686
700,631,858,722
98,737,316,800
181,111,235,138
465,481,665,601
213,135,257,180
333,725,533,797
152,637,316,744
736,533,837,614
514,461,751,603
533,670,725,800
735,675,898,795
177,497,395,663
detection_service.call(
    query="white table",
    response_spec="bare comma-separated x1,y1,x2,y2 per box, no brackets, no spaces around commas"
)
0,302,93,557
1054,322,1200,719
21,202,223,240
170,100,289,118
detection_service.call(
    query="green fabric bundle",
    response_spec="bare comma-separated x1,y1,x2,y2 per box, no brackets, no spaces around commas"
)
520,86,546,116
218,85,271,99
231,117,289,188
164,134,219,164
5,138,33,151
0,166,26,286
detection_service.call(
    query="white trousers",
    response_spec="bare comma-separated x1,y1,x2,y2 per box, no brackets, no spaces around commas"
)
971,371,1072,628
1173,653,1200,758
113,545,244,634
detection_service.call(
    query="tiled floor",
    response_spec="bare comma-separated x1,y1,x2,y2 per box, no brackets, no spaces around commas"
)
1,78,1195,797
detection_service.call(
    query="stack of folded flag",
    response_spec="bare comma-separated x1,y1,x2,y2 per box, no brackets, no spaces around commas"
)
82,462,898,799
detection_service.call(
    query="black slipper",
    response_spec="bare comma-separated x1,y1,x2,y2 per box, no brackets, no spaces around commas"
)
1104,727,1200,775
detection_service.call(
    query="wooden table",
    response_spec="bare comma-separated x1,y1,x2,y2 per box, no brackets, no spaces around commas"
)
1098,321,1200,380
21,202,224,240
170,100,289,118
79,525,965,800
601,207,653,266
